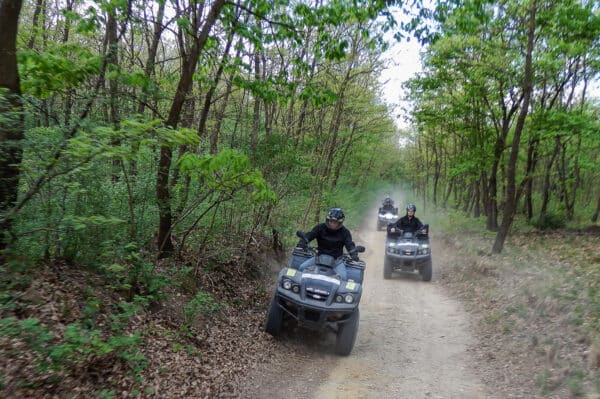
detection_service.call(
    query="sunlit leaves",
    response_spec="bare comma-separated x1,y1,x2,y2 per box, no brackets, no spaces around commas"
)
18,45,102,98
298,84,338,106
178,149,276,202
62,215,125,231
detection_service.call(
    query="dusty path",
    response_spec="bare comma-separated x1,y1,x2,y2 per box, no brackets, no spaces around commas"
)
237,206,495,399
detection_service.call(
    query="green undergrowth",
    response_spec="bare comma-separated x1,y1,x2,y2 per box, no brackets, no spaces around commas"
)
0,232,270,397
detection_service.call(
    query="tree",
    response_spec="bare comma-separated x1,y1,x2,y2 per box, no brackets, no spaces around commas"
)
492,0,536,253
0,0,24,254
157,0,227,257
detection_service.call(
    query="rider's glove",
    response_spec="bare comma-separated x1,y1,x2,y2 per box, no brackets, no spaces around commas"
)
296,241,307,249
351,254,360,262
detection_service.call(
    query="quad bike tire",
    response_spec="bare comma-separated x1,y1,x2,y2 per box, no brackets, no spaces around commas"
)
335,308,360,356
265,291,283,336
383,257,392,279
421,258,433,282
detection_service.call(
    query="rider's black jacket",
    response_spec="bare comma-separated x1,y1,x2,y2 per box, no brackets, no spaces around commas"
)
298,223,356,259
389,215,423,233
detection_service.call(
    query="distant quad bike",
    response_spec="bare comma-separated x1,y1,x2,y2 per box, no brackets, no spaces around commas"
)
383,224,432,281
377,207,398,230
265,231,366,356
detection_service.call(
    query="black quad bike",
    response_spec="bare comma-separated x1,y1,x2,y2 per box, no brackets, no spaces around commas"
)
383,224,432,281
265,231,366,356
377,206,399,230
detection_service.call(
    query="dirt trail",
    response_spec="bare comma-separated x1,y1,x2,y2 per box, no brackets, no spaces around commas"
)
238,206,495,399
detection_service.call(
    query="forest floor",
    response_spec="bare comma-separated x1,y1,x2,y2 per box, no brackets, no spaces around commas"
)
1,206,599,398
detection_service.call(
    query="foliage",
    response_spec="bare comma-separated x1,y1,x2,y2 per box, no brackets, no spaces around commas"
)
19,45,102,98
182,291,223,333
0,316,145,376
529,211,566,230
101,244,170,301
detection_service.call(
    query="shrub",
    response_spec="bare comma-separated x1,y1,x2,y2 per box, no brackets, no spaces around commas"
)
182,291,223,332
530,212,566,230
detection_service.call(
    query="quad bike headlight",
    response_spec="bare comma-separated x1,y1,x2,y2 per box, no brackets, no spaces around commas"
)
335,295,343,303
282,279,293,290
344,294,354,304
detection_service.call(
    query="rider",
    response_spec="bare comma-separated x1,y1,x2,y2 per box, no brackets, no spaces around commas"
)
297,208,359,280
388,203,424,234
381,195,395,211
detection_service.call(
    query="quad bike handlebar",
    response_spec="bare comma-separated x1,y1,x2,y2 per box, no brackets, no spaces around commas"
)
295,230,365,260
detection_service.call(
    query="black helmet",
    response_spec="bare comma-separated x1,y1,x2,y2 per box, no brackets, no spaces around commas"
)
406,203,416,212
326,208,345,227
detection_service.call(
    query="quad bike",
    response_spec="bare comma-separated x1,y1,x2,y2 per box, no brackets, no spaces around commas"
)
383,224,432,281
265,231,366,356
377,206,398,230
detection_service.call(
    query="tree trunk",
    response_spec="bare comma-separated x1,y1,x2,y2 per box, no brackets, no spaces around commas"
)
27,0,44,49
137,0,165,115
197,32,234,152
592,193,600,223
251,41,261,154
105,9,121,179
523,137,538,219
540,135,561,216
0,0,24,254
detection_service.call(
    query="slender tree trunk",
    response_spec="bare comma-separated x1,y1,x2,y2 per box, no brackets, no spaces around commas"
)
540,135,561,216
197,32,234,149
62,0,75,126
251,39,261,153
156,0,226,258
473,180,481,218
137,0,164,115
331,124,357,188
558,135,580,219
0,0,24,254
524,137,538,219
105,9,122,179
443,176,454,208
592,193,600,223
27,0,44,49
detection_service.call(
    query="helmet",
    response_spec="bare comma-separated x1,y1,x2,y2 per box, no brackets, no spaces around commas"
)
325,208,345,229
406,203,416,212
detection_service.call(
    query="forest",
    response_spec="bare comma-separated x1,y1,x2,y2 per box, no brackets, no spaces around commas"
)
0,0,599,396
